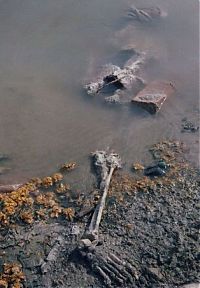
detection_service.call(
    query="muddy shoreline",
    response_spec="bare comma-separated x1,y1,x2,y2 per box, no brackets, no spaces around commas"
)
0,140,199,288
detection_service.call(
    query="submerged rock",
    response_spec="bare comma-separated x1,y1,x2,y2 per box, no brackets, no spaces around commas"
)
128,5,167,22
181,118,199,133
132,80,175,114
84,53,146,103
0,154,9,162
104,91,121,104
84,64,120,95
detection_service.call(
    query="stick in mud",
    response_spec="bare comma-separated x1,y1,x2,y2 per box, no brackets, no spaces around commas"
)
81,151,122,245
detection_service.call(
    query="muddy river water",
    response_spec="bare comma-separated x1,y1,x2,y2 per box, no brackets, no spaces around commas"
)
0,0,199,191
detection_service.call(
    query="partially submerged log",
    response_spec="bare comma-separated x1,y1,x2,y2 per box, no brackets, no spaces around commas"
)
0,184,22,193
132,80,175,114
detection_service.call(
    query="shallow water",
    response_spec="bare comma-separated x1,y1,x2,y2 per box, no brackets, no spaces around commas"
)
0,0,199,190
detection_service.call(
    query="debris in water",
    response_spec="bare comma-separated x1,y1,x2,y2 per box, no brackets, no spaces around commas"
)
128,5,167,22
0,184,22,193
132,80,175,113
0,154,9,162
181,118,199,133
85,53,146,103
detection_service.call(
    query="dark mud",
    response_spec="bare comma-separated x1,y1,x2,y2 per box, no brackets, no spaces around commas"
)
0,141,199,288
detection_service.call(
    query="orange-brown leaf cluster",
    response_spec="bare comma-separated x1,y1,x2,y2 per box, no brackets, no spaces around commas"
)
60,162,76,171
41,177,53,188
52,173,63,183
0,169,74,228
109,140,187,199
62,208,75,221
0,263,25,288
0,182,36,226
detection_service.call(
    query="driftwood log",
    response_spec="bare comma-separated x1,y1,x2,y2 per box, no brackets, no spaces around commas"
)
0,184,22,193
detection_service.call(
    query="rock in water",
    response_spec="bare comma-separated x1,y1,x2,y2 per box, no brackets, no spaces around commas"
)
132,80,175,114
0,154,9,161
84,53,146,103
128,5,167,22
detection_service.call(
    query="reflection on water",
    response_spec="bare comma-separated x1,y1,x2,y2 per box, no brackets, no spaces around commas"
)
0,0,199,190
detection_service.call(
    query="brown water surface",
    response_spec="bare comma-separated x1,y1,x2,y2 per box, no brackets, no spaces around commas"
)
0,0,199,190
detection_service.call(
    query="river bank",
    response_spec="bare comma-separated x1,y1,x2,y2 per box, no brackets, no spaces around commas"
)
0,140,199,287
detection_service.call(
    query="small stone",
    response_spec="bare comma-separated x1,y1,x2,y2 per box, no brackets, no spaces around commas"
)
148,267,163,280
181,118,199,133
132,80,175,114
144,166,166,177
105,93,121,104
79,239,92,248
0,154,9,161
128,5,167,22
71,224,80,236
